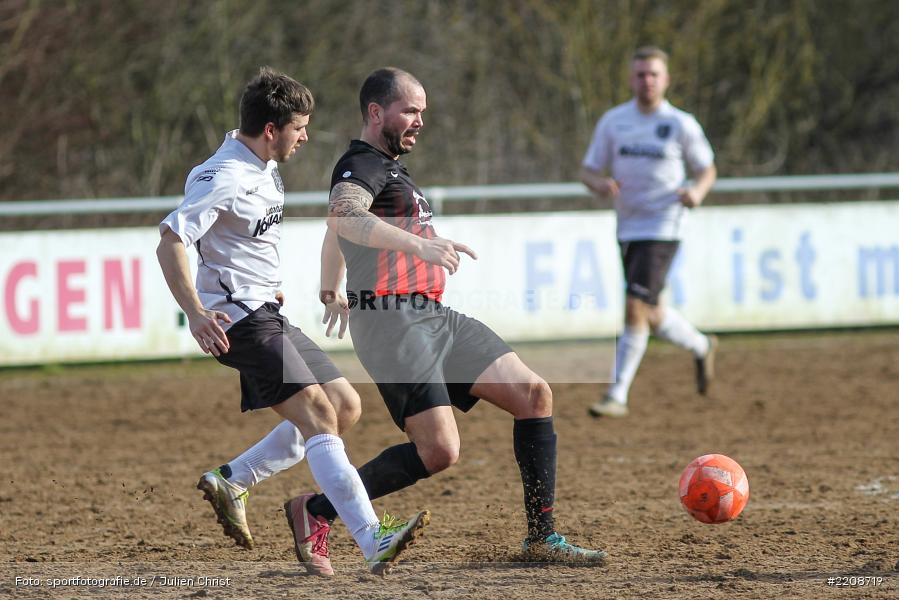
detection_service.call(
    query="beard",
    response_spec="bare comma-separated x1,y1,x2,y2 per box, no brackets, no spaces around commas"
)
383,125,413,156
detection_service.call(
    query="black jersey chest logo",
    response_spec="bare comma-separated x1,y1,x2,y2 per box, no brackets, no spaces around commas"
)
656,123,672,139
413,190,433,225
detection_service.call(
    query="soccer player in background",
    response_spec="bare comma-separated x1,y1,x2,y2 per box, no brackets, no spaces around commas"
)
156,67,428,577
580,47,719,418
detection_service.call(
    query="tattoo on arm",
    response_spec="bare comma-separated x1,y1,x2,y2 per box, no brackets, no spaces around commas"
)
329,182,378,245
330,181,374,214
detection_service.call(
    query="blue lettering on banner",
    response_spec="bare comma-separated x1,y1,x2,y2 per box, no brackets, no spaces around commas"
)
732,228,819,304
858,245,899,297
525,241,554,312
567,240,607,310
731,228,744,304
759,249,783,302
795,231,817,299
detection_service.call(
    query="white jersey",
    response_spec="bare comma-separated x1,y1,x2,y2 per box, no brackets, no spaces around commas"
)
160,130,285,328
582,99,714,241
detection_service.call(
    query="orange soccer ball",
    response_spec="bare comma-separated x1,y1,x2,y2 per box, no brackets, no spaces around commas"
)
679,454,749,524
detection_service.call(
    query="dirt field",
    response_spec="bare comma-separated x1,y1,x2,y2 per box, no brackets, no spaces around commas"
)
1,330,897,599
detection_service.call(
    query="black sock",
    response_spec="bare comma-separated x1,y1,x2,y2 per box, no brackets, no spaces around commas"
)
513,416,557,541
305,442,431,522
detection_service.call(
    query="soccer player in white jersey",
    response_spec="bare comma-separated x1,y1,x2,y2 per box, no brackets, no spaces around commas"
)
580,47,719,418
156,67,428,576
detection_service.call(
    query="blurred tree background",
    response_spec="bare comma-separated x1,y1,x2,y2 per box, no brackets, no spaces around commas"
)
1,0,898,201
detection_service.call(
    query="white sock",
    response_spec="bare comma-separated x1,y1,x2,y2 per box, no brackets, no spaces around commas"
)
655,308,709,357
226,421,305,489
607,326,649,404
304,434,380,558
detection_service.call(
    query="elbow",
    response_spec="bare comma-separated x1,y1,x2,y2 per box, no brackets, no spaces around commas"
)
155,238,167,261
704,165,718,191
155,239,172,274
579,167,598,190
156,228,181,262
578,167,589,186
326,214,342,234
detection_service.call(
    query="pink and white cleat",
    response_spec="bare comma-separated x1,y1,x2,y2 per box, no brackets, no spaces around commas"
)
284,493,334,576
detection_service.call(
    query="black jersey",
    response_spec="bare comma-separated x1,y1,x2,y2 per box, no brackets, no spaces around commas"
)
330,140,445,301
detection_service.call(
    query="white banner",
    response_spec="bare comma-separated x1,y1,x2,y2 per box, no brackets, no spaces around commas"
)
1,201,898,365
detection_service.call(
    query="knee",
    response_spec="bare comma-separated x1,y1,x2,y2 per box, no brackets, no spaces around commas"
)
333,389,362,434
524,379,553,418
624,297,649,328
339,401,362,433
418,441,460,474
297,386,338,424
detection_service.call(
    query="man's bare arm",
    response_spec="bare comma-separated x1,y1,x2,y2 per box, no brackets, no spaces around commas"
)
319,227,346,302
327,181,477,274
318,227,350,338
580,166,620,199
157,229,207,317
692,164,717,200
327,181,420,252
678,164,717,208
156,228,231,355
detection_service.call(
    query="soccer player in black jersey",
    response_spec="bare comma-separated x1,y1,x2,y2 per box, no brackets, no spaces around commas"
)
288,67,607,569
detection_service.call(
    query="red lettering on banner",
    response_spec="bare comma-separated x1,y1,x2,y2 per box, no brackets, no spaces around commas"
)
4,261,40,335
57,260,87,332
103,258,141,330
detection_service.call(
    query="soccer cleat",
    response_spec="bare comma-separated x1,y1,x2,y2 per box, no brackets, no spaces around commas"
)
366,510,430,576
695,334,718,395
588,395,629,418
284,493,334,577
197,468,254,549
522,532,608,564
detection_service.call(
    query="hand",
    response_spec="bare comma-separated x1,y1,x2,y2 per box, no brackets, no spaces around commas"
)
321,291,349,338
677,186,703,208
275,290,285,306
188,309,232,356
417,237,478,275
597,178,620,198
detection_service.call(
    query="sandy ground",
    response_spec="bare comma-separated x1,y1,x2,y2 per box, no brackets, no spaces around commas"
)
1,331,897,598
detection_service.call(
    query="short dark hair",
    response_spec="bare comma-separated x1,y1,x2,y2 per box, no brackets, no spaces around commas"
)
632,46,669,64
239,67,314,136
359,67,420,123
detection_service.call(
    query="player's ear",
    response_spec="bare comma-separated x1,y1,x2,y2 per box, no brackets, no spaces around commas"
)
263,122,277,140
368,103,382,125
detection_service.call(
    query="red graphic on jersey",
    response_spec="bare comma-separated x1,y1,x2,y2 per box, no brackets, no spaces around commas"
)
373,190,445,301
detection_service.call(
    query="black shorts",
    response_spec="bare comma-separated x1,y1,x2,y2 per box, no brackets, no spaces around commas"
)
619,240,680,306
215,303,343,411
349,295,512,430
